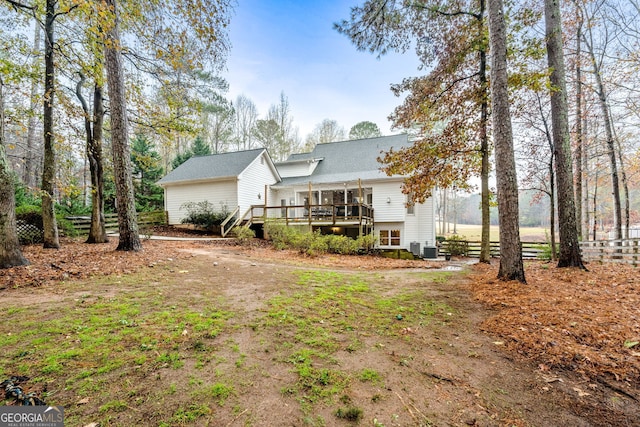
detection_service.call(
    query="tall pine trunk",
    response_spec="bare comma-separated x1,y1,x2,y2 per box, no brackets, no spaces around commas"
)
103,0,141,251
545,0,584,268
24,24,41,188
582,112,590,239
488,0,525,282
574,4,584,240
1,77,29,268
76,74,108,244
42,0,60,249
478,0,491,264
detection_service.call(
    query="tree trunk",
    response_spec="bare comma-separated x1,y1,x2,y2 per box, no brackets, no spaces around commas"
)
24,24,41,188
545,0,584,268
488,0,525,282
592,172,598,241
0,146,29,269
1,77,29,268
537,92,557,260
549,160,557,260
613,120,630,240
42,0,60,249
574,5,583,241
579,1,621,241
76,74,108,244
103,0,141,251
587,47,621,241
583,112,590,240
478,0,491,264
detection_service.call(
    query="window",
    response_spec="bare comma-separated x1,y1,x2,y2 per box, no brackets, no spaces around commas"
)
380,229,401,246
390,229,400,245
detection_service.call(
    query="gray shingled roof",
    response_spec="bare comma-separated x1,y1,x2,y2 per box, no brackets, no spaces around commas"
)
274,134,410,187
156,148,266,186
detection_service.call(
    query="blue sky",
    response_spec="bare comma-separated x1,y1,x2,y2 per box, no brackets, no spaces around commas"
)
222,0,422,139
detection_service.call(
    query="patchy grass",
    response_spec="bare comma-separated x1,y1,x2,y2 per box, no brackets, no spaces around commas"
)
0,263,456,425
254,269,455,415
5,242,633,426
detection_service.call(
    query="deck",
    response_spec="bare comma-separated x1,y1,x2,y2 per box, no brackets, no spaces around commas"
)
247,203,374,228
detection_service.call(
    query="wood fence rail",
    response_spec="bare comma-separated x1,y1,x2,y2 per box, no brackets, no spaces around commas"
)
438,240,547,259
66,210,167,235
579,239,640,266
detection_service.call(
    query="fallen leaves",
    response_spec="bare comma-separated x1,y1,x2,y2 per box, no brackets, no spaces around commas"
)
468,261,640,390
0,238,198,290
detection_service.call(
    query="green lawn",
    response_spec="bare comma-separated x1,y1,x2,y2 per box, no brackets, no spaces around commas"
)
439,223,550,242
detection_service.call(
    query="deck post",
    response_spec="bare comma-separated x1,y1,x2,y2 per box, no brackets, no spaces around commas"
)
308,182,312,231
263,184,268,221
358,179,363,237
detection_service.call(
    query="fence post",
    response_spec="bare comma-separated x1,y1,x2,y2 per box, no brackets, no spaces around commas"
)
599,241,604,263
634,240,638,267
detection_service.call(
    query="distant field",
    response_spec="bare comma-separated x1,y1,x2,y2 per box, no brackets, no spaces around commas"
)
439,223,549,242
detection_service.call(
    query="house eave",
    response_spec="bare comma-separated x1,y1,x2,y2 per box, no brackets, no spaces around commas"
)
158,176,236,188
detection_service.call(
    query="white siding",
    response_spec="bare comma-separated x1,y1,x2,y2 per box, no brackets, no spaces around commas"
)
238,152,279,215
404,197,436,251
164,180,237,225
271,188,296,205
371,180,406,222
277,161,318,178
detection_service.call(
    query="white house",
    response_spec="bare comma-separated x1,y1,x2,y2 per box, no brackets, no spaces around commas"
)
157,135,436,253
156,148,280,225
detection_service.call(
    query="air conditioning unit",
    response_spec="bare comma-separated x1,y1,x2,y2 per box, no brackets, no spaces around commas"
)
423,246,438,259
410,241,421,257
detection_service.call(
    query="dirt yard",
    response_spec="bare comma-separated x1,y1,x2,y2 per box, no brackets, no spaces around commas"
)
1,236,638,426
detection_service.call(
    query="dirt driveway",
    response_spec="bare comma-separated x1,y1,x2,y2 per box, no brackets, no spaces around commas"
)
1,240,637,426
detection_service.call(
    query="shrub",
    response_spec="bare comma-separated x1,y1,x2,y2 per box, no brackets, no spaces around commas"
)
180,201,231,230
535,230,554,261
356,234,377,253
231,226,255,245
56,215,79,238
306,231,329,256
264,222,378,257
264,220,297,249
444,235,468,257
325,234,359,255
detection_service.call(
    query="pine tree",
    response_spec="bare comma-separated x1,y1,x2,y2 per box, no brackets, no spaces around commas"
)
131,134,164,211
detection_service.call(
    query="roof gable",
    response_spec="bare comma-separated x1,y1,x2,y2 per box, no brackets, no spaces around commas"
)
276,134,410,185
157,148,277,186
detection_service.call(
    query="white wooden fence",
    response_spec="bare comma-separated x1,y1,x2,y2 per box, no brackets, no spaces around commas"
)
579,238,640,266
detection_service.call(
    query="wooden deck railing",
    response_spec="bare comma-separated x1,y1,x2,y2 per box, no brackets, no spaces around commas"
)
248,203,374,226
